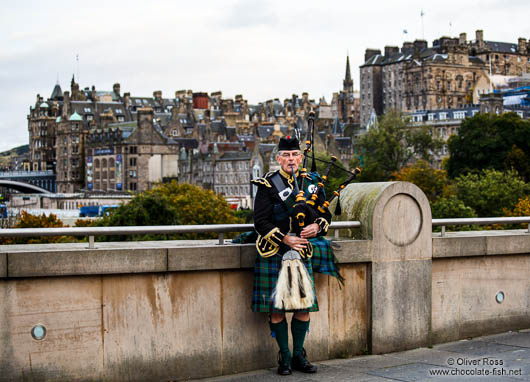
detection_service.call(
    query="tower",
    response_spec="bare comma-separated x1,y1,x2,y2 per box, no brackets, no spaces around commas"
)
343,55,354,93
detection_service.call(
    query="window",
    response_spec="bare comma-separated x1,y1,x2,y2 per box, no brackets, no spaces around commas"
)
130,146,137,154
439,112,448,120
86,115,93,121
84,107,91,113
118,116,125,122
129,170,137,178
129,157,137,166
454,111,466,119
428,114,435,121
129,182,137,191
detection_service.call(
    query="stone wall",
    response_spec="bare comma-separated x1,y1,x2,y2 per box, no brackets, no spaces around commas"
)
1,181,529,381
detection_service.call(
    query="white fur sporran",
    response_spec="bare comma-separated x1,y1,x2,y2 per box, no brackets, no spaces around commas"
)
271,250,315,310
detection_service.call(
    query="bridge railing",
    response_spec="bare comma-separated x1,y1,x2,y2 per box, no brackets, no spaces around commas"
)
432,217,530,236
0,218,529,248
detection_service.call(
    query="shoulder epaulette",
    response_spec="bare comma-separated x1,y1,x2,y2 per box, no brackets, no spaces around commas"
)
250,178,272,188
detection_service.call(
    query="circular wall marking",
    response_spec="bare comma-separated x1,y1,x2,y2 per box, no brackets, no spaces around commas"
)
31,324,46,340
495,291,505,304
382,194,422,246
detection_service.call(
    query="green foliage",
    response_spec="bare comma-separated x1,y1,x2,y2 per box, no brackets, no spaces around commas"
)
98,181,243,240
431,195,477,231
449,169,529,217
352,110,442,181
392,160,448,202
447,113,530,181
504,144,530,182
431,195,477,219
235,209,253,223
313,151,350,197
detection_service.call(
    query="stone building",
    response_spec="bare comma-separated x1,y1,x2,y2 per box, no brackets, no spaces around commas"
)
469,30,530,76
360,30,530,128
28,73,353,196
85,108,195,193
360,50,384,127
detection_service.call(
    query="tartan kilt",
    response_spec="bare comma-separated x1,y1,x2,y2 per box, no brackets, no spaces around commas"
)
251,243,319,314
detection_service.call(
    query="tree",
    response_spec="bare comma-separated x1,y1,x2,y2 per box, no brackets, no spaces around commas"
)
352,110,442,182
313,151,350,198
98,181,243,240
0,211,71,244
449,169,529,217
447,113,530,180
431,196,477,219
503,195,530,229
392,160,448,202
431,195,478,232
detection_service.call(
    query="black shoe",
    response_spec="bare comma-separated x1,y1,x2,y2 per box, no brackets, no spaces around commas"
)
291,348,317,373
277,351,292,375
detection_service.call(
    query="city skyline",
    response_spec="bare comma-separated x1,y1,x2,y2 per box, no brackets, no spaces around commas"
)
1,0,529,152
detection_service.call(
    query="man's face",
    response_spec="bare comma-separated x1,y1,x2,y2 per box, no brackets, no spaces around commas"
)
276,150,303,174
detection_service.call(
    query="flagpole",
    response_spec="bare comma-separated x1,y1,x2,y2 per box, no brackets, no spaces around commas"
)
420,9,425,40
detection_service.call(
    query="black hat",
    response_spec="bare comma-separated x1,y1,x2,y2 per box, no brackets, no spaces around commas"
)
278,136,300,151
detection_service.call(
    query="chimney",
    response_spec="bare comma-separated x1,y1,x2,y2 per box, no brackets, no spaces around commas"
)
113,83,121,97
153,90,162,101
124,92,130,108
413,39,428,53
459,33,467,46
364,49,381,62
91,85,96,102
476,30,484,43
518,38,527,54
63,91,70,117
401,42,414,55
384,46,399,58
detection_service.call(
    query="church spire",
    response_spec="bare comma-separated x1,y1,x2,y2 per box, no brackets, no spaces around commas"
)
343,55,353,93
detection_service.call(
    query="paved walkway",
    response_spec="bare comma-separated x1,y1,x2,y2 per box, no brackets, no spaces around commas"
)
194,329,530,381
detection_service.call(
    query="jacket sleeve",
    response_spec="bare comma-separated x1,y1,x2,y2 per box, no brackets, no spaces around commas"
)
252,182,288,256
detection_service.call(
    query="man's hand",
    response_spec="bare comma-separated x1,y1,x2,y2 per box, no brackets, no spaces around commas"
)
300,223,319,239
282,235,308,252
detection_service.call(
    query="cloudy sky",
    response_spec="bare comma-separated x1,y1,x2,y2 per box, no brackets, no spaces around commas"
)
1,0,529,152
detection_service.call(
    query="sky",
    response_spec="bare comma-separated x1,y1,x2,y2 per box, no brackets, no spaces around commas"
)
1,0,529,152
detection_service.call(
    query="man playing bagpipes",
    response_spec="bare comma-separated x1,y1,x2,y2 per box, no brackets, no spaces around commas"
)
250,127,354,375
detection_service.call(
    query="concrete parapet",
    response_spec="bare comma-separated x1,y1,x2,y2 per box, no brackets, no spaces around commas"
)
0,252,5,278
7,247,167,277
337,181,432,353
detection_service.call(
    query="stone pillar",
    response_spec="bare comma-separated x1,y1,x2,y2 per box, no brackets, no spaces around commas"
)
336,182,432,353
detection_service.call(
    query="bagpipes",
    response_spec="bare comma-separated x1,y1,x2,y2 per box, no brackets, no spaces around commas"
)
272,111,361,311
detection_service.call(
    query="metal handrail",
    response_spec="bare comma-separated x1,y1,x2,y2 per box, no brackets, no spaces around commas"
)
433,217,530,237
0,217,527,246
0,221,362,248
